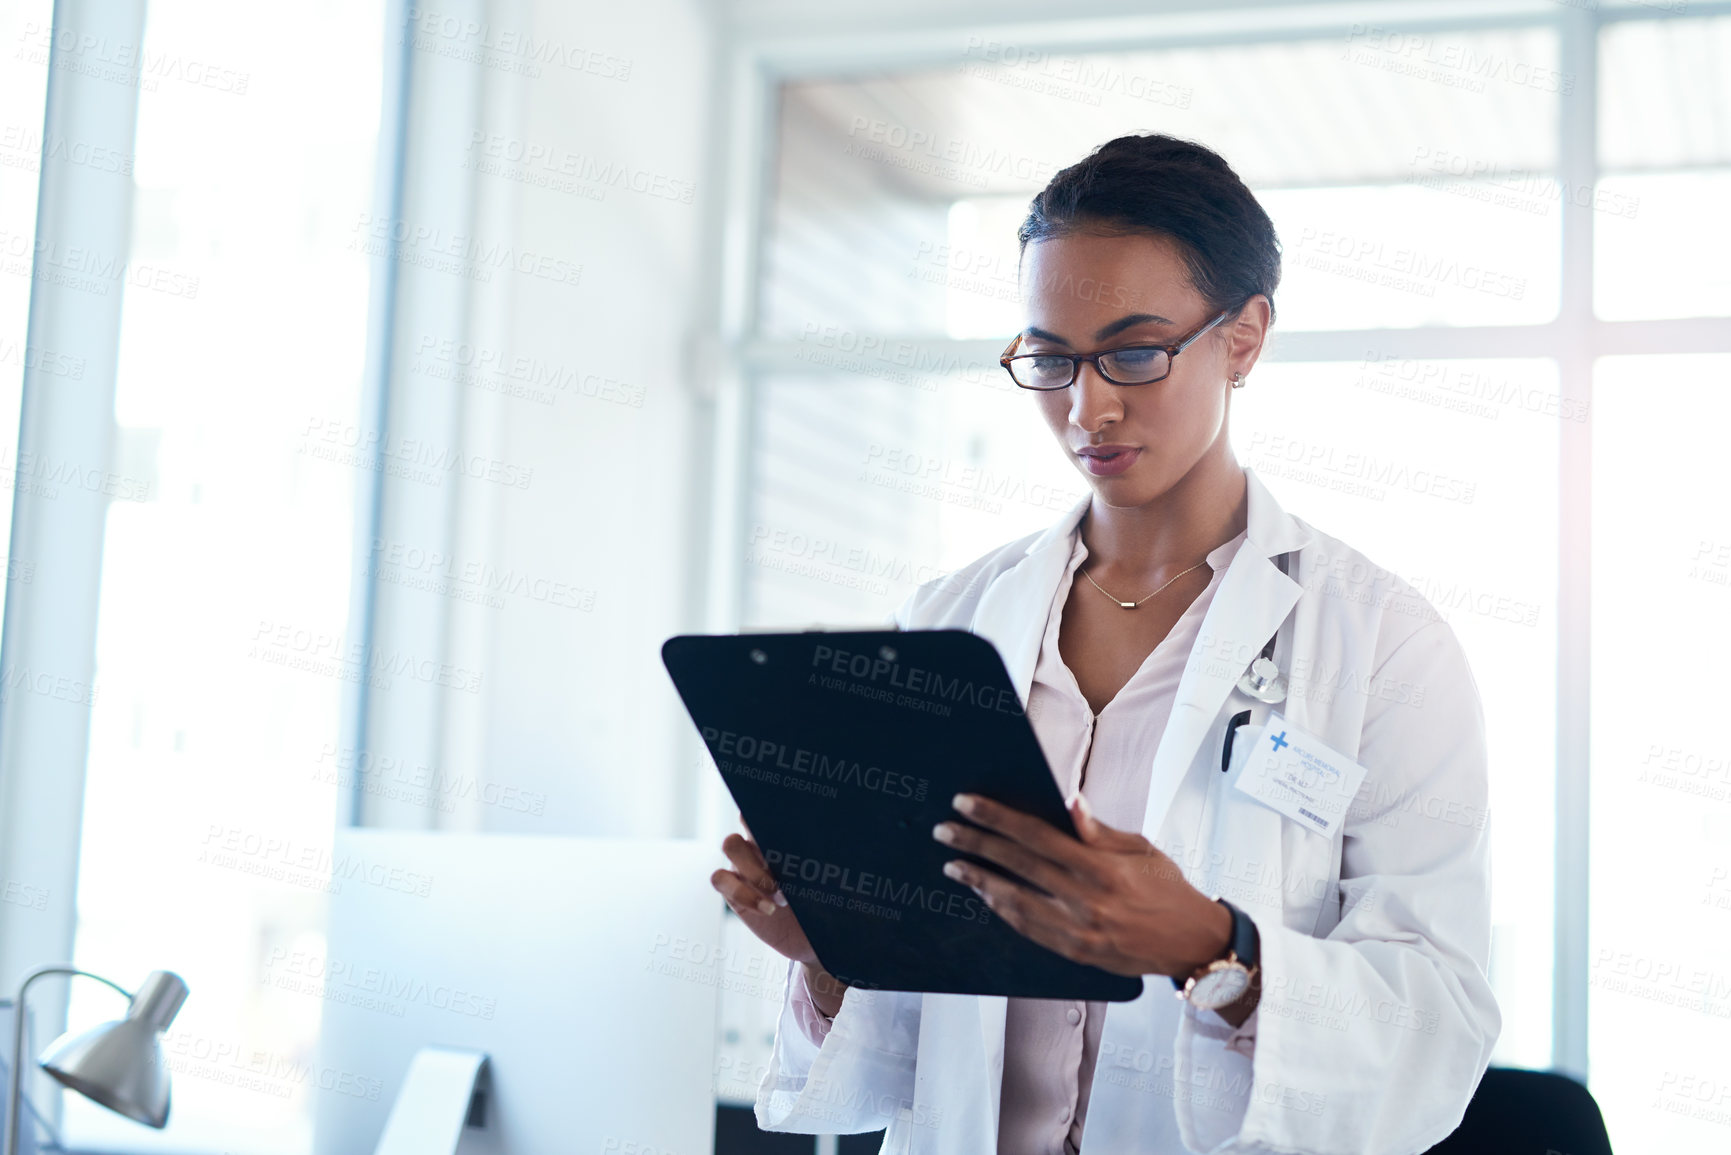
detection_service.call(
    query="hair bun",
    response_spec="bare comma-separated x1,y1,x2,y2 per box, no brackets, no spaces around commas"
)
1019,134,1281,323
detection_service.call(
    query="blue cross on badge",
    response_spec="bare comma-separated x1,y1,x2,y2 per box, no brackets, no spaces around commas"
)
1270,731,1290,753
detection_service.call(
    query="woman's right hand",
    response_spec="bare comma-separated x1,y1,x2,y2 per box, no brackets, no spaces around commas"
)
712,822,817,966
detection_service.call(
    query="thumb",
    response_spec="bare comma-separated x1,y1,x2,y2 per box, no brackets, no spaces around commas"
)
1069,791,1102,840
1069,791,1139,849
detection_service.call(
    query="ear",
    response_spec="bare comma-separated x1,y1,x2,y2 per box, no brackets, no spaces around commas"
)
1225,294,1272,383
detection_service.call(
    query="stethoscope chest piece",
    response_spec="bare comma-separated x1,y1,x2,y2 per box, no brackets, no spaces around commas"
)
1238,655,1286,704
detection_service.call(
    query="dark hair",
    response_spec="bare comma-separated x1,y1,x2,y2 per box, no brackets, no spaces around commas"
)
1018,134,1281,323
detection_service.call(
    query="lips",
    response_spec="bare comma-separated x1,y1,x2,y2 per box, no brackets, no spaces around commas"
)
1076,445,1142,478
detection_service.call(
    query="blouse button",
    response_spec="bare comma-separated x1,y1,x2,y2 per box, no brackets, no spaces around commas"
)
1066,1007,1082,1026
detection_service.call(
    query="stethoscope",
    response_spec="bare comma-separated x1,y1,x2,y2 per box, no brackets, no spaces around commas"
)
1222,550,1295,772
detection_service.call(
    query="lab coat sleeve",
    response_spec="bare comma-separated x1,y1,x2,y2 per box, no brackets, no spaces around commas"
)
892,588,917,630
754,587,929,1134
1173,619,1501,1154
755,958,924,1134
788,957,838,1046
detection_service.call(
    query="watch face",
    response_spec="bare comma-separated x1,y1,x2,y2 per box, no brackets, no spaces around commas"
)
1189,966,1251,1011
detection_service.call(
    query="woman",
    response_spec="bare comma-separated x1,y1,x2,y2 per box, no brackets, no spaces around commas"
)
712,134,1500,1155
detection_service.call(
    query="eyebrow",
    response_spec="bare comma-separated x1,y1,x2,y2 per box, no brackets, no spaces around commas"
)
1024,314,1177,346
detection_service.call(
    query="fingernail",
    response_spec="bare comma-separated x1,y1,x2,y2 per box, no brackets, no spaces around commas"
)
952,793,975,815
932,823,954,843
772,889,788,907
943,861,965,881
757,898,777,916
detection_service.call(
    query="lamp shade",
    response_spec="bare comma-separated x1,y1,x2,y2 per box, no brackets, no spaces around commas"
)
37,971,188,1129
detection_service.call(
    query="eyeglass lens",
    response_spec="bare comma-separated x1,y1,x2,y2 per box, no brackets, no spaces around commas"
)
1010,347,1172,388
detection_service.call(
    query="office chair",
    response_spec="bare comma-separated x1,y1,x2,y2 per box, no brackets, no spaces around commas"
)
1424,1067,1613,1155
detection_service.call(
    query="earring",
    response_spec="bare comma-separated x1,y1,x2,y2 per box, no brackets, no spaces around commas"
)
1230,372,1245,389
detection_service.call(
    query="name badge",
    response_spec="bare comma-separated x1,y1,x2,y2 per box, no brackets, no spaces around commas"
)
1230,713,1368,838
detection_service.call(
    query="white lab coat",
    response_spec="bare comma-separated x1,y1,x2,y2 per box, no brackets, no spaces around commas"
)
755,468,1501,1154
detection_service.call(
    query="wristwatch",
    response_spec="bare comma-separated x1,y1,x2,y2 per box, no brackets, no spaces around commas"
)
1171,896,1260,1011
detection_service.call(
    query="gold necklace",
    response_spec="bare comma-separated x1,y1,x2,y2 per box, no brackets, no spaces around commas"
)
1080,559,1209,609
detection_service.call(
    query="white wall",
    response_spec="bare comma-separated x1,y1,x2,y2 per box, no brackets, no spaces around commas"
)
361,0,718,837
479,0,717,837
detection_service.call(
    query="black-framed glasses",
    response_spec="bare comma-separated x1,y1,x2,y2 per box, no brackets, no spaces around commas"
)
999,309,1233,390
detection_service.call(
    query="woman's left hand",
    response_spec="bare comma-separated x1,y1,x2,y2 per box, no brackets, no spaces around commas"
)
934,790,1231,979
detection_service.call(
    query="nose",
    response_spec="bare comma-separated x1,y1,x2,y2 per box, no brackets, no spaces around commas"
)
1068,362,1123,433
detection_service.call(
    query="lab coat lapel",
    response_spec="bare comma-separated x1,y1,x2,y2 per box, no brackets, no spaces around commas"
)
1138,472,1306,843
977,994,1007,1139
957,497,1088,1130
1090,472,1312,1150
965,495,1089,706
913,992,1005,1154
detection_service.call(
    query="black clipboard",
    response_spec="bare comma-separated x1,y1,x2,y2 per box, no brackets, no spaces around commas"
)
662,628,1144,1002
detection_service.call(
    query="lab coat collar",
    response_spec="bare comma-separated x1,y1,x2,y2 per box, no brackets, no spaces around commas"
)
1242,465,1311,558
1022,492,1091,557
979,467,1311,705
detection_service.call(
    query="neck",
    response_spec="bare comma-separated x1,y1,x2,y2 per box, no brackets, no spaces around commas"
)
1079,452,1248,580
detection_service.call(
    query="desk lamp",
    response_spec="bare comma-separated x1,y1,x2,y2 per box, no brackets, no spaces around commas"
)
4,967,188,1155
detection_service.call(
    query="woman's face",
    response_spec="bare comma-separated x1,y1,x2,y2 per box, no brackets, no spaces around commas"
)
1018,231,1263,508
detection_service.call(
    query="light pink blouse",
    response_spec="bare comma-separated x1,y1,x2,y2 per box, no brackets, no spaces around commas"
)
791,525,1259,1153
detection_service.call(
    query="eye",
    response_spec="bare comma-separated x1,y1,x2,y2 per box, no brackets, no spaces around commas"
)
1106,347,1162,369
1009,353,1077,389
1099,347,1171,383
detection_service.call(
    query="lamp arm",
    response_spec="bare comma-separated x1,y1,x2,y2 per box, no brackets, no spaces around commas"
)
5,967,134,1155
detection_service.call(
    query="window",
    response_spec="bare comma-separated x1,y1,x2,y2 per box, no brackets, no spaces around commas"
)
0,0,54,636
1584,14,1731,1147
1595,16,1731,320
1588,353,1731,1147
58,2,386,1151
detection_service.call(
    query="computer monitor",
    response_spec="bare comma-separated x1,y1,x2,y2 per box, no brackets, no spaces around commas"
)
312,831,724,1155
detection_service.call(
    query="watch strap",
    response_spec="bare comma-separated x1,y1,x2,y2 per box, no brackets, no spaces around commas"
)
1220,896,1258,971
1170,897,1258,990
